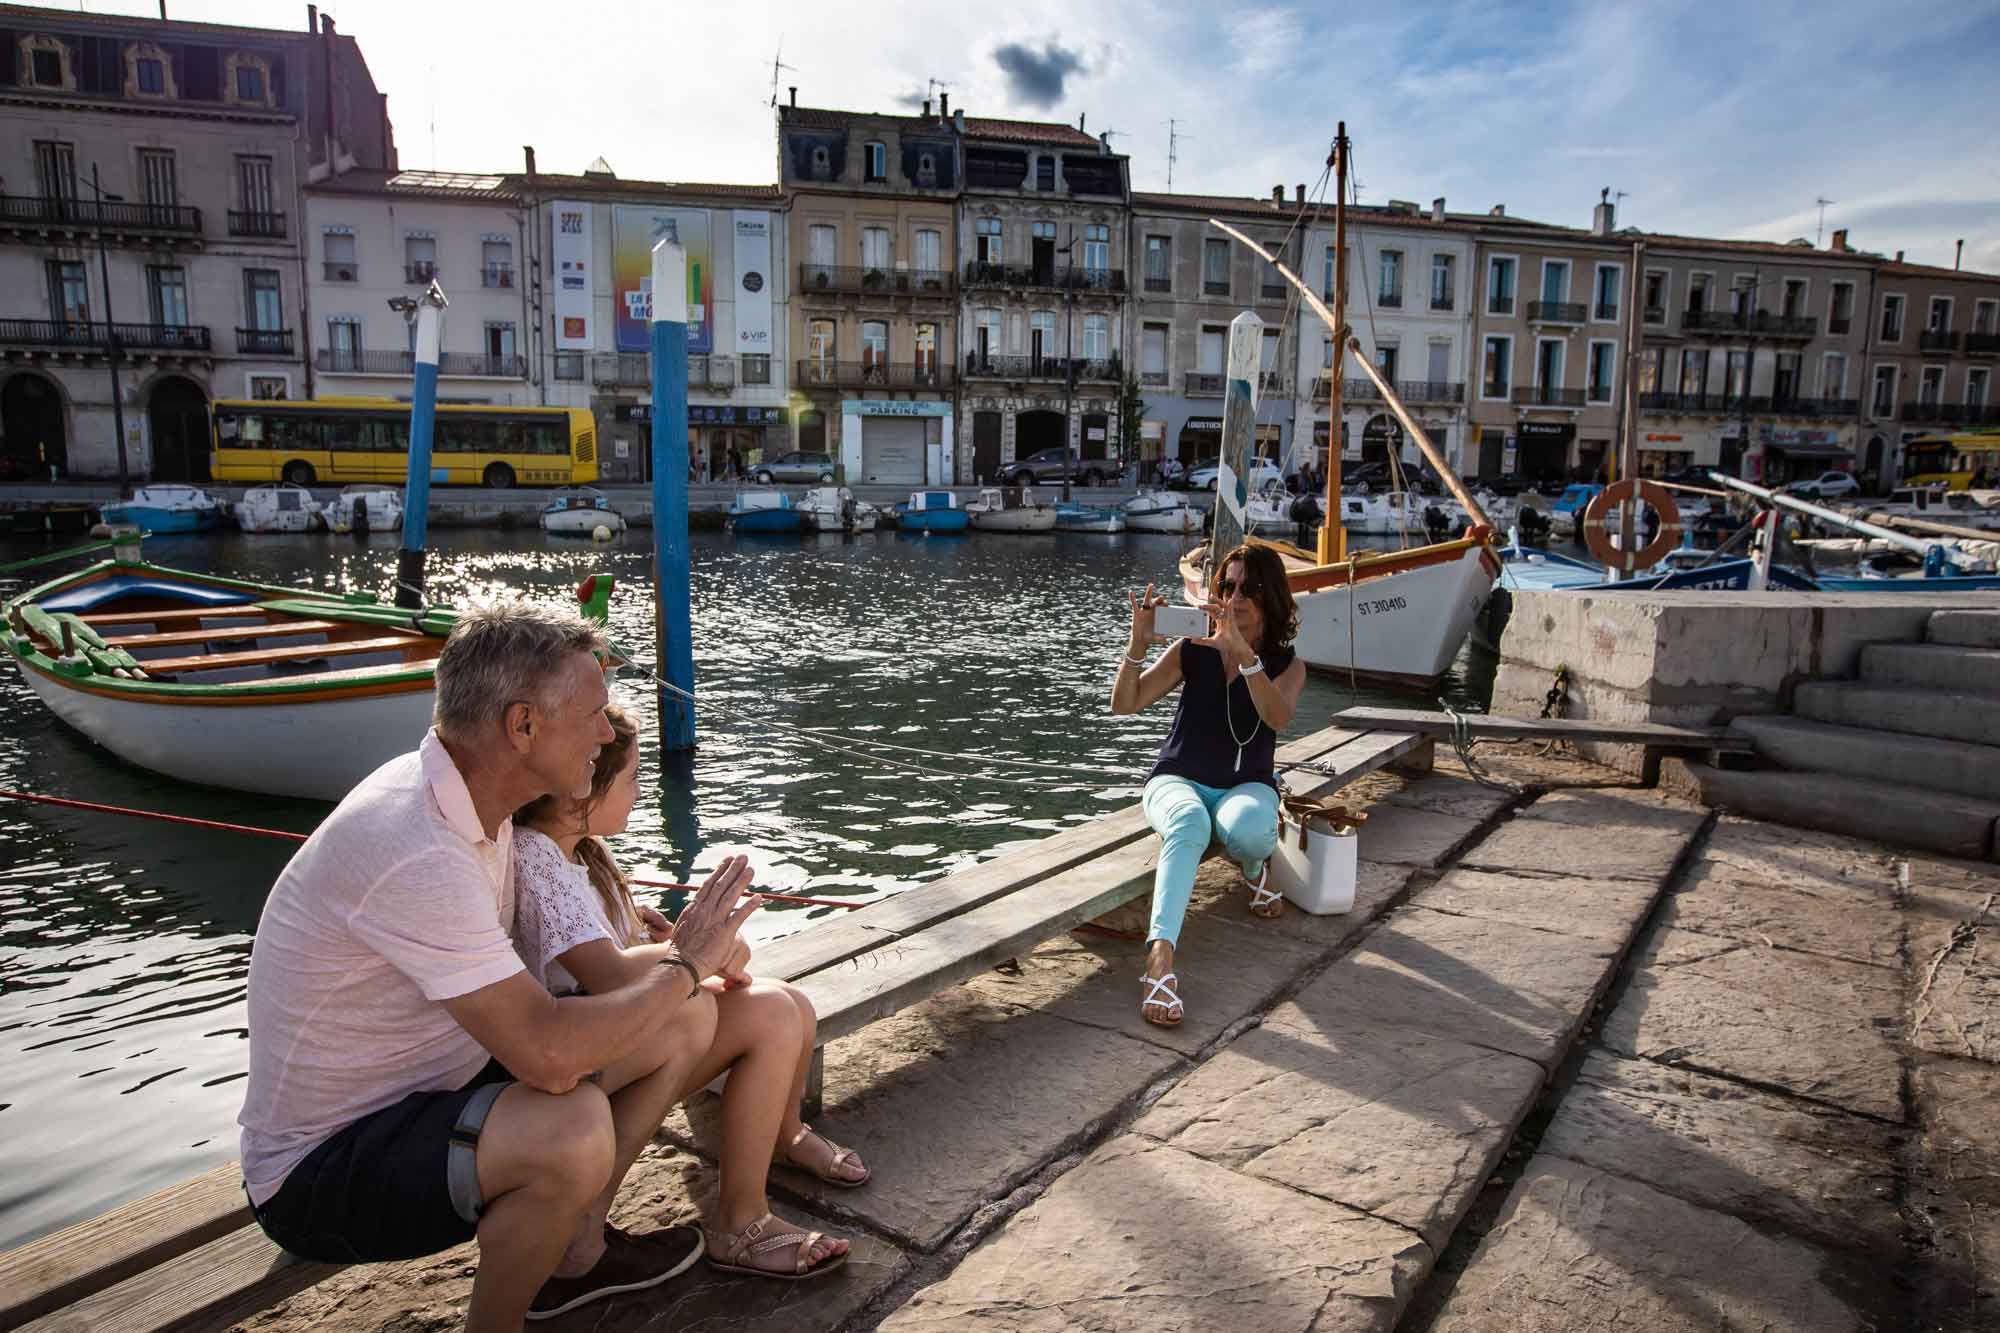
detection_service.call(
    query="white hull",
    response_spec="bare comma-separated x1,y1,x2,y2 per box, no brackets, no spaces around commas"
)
544,509,626,535
803,508,878,532
19,666,435,801
1124,495,1202,534
325,492,404,534
1055,514,1125,533
969,507,1057,532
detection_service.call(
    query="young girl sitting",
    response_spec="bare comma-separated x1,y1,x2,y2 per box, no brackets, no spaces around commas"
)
512,703,869,1281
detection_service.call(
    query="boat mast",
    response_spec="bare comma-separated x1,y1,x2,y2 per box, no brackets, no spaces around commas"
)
1322,123,1348,566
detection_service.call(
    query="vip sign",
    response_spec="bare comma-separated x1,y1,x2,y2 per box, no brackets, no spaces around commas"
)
733,212,773,354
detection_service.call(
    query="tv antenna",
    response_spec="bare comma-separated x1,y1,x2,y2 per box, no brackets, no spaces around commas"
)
926,76,951,105
767,41,797,108
1814,196,1835,247
1166,118,1192,191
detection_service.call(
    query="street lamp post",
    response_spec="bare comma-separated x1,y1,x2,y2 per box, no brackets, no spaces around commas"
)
1060,223,1076,502
86,164,132,498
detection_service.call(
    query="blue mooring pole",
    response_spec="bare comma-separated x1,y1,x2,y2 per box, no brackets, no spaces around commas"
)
649,239,696,749
396,281,448,609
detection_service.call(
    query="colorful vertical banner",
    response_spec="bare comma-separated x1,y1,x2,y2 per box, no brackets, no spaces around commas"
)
613,206,711,353
551,201,592,350
732,211,773,358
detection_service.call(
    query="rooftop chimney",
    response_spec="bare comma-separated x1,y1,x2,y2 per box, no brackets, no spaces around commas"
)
1592,187,1614,237
1272,185,1283,204
1079,112,1086,131
1295,183,1305,204
1956,238,1964,270
1490,204,1506,217
523,145,536,177
954,109,965,133
307,3,317,33
922,98,931,117
1831,228,1848,252
788,86,797,108
1431,196,1445,222
1896,249,1905,262
940,92,949,117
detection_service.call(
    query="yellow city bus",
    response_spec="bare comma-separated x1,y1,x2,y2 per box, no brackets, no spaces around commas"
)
210,398,598,489
1902,430,2000,490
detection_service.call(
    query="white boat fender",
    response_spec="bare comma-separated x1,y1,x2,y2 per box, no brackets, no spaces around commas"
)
592,524,614,543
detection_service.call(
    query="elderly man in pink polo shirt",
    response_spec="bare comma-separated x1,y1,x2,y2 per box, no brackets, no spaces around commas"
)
239,604,760,1329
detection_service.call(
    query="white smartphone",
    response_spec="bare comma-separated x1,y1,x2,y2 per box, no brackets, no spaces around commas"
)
1153,604,1211,639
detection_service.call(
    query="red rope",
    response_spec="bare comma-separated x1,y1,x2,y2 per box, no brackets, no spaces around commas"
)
0,788,869,911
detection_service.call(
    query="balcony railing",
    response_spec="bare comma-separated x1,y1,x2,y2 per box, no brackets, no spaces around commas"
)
1140,369,1168,386
1144,274,1171,293
1594,302,1619,321
1184,371,1224,396
1488,297,1515,316
0,194,202,237
317,348,525,377
1512,385,1588,407
691,354,736,389
227,210,286,238
235,327,294,355
405,262,437,285
798,263,956,297
1683,309,1819,339
0,318,212,352
796,360,955,390
1203,279,1230,296
1643,305,1666,323
1682,310,1741,335
1400,380,1465,405
1967,332,2000,355
482,264,515,289
961,261,1125,293
1639,392,1860,418
1919,329,1959,353
1527,301,1587,324
1829,315,1852,335
1258,371,1290,395
1376,291,1403,309
1758,312,1820,338
552,351,584,382
589,352,737,388
1900,401,2000,425
322,260,358,282
964,354,1119,382
1431,295,1455,312
740,353,771,384
1260,283,1287,302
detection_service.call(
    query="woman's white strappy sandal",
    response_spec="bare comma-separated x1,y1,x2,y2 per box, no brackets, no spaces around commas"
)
1140,971,1184,1027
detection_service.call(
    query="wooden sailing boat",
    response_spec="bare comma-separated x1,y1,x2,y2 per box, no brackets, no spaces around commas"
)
1179,122,1500,687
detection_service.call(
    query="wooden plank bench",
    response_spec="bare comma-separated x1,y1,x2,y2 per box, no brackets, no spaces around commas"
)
98,620,347,651
138,634,424,677
0,722,1426,1331
1331,706,1754,752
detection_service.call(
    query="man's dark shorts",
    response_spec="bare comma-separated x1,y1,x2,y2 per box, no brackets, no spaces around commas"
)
247,1059,514,1263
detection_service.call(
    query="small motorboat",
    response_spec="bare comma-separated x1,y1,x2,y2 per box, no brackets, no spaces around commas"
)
966,486,1057,533
797,486,879,533
1339,490,1421,536
893,490,971,533
324,486,405,534
234,484,321,533
542,488,627,537
1054,501,1126,534
727,488,806,534
1122,489,1201,535
99,485,223,534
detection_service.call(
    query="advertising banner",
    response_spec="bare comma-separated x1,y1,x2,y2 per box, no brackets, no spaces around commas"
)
612,206,711,353
732,211,773,359
550,201,592,350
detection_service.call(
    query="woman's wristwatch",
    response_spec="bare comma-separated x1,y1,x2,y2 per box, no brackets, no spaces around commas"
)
1240,656,1265,676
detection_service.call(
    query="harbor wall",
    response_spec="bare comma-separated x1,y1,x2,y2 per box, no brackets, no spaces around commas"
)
1491,588,1999,776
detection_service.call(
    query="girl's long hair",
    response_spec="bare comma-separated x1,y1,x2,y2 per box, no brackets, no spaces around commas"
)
515,702,643,946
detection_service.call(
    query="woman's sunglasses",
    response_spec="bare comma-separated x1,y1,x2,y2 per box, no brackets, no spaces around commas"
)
1214,578,1261,600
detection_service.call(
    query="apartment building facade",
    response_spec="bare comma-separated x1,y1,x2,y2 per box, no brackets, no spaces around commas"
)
778,98,960,485
956,114,1130,484
1128,189,1303,477
0,4,390,483
1293,199,1480,478
1863,257,2000,483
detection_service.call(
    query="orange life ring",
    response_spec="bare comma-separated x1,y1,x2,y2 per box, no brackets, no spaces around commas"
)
1581,479,1682,572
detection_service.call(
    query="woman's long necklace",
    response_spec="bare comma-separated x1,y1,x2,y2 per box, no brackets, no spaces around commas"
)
1222,655,1260,773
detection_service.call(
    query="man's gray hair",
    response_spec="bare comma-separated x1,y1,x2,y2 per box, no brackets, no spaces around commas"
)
433,602,609,740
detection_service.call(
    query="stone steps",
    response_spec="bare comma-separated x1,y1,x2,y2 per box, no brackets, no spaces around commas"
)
1861,641,2000,693
1733,714,2000,802
1677,762,1999,861
1793,680,2000,748
1929,607,2000,649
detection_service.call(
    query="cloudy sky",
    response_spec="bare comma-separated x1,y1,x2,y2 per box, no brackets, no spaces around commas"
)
43,0,2000,271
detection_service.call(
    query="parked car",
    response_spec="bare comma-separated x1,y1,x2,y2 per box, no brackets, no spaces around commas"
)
1006,448,1113,486
753,450,836,484
1783,471,1860,500
1185,460,1284,492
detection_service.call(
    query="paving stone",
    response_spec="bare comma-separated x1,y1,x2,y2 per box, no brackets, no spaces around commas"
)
1907,881,2000,1064
1196,858,1416,950
1380,772,1519,822
1449,748,1633,790
1910,1055,2000,1330
1132,1015,1542,1248
1697,814,1904,896
1659,858,1901,970
235,1145,907,1333
1430,1155,1865,1332
952,906,1327,1059
1277,908,1621,1072
1601,936,1905,1122
1539,1051,1899,1253
1407,867,1662,945
1513,786,1709,835
678,987,1181,1252
1355,805,1486,868
878,1136,1432,1333
1458,812,1692,883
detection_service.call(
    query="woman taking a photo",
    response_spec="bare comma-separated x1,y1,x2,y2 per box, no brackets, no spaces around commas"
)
1111,543,1306,1026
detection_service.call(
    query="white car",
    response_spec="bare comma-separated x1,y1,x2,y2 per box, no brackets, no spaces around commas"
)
1186,461,1284,492
1784,471,1860,500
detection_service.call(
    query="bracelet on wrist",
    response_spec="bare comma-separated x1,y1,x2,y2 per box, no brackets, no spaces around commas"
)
1122,652,1147,668
1240,656,1265,676
658,953,702,999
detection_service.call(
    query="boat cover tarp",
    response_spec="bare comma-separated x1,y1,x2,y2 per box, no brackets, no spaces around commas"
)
41,576,258,613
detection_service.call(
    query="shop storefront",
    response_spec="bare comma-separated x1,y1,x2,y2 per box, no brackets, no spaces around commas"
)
612,404,787,482
840,399,954,486
1514,420,1575,484
1637,432,1692,478
1754,426,1852,488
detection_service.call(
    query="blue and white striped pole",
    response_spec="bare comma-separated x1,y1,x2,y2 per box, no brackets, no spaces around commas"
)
650,239,696,749
396,281,448,609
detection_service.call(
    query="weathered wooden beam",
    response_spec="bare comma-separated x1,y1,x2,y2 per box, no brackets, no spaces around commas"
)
16,1224,337,1333
1332,706,1753,751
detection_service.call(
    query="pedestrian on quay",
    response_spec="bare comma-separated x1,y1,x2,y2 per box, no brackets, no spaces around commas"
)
511,701,865,1281
727,444,743,481
238,604,768,1329
1111,543,1307,1027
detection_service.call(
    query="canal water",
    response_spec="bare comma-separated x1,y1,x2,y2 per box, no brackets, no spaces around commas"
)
0,526,1493,1249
